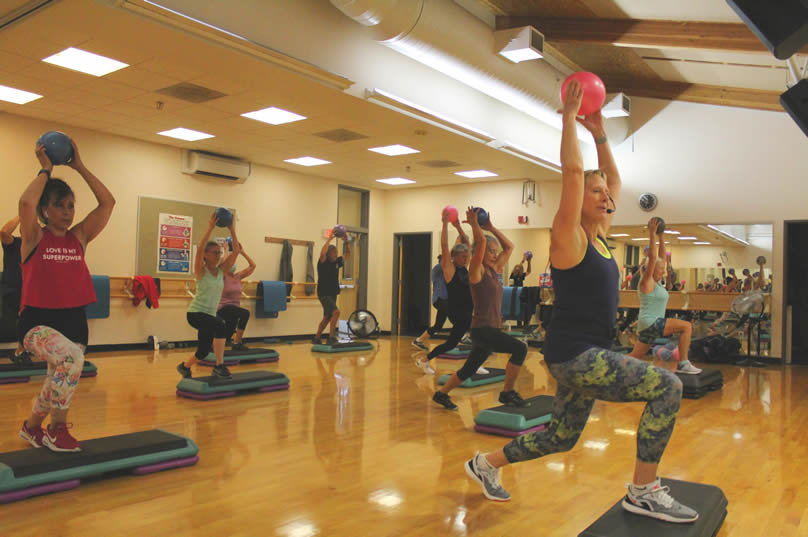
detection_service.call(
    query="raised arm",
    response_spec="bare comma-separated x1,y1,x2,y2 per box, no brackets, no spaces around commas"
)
455,220,470,247
466,207,486,285
524,256,532,276
578,110,620,237
235,243,257,280
639,218,659,294
219,222,240,273
67,140,115,249
550,79,588,270
440,210,456,283
318,234,335,263
481,213,514,275
756,261,765,290
19,146,52,259
1,215,19,246
194,213,217,279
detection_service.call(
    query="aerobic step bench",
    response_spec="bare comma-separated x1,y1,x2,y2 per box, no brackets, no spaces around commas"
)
438,346,471,359
437,367,505,388
199,347,279,366
579,479,727,537
474,395,553,437
0,361,97,385
176,371,289,400
312,341,373,353
0,429,198,504
677,368,723,399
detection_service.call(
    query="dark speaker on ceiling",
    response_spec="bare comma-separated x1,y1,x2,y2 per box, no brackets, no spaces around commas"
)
725,0,808,60
780,79,808,137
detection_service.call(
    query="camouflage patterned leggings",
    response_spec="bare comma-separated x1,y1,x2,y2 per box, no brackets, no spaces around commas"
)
504,346,683,464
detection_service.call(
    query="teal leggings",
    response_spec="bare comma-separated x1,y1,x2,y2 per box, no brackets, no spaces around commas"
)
504,346,683,464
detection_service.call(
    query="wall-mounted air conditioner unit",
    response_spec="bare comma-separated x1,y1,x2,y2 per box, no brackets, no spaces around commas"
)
181,150,251,183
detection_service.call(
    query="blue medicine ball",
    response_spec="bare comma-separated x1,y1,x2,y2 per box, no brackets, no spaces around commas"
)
215,207,233,227
475,207,489,227
38,131,74,165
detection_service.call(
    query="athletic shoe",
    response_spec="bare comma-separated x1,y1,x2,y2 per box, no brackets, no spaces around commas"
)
461,335,472,345
312,336,322,345
476,366,490,375
412,339,428,351
499,390,531,407
326,336,339,346
176,362,192,379
465,452,511,501
231,342,250,351
43,423,81,452
19,421,44,448
433,391,458,410
11,351,33,366
677,361,702,375
622,479,699,523
212,364,232,379
415,357,436,375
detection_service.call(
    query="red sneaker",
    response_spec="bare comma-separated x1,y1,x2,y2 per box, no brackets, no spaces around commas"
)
19,421,45,448
43,423,82,452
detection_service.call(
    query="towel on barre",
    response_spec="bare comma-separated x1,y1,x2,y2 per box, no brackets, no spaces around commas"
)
133,275,160,309
86,275,110,319
256,280,287,318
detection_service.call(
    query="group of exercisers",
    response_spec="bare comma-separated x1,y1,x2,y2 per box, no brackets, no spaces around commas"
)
7,79,699,525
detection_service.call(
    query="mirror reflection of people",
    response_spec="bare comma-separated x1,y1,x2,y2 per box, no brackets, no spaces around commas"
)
313,233,351,345
413,255,449,351
217,242,256,351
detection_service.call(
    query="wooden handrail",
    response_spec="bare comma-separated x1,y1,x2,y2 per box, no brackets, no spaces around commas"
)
265,237,314,247
106,276,318,302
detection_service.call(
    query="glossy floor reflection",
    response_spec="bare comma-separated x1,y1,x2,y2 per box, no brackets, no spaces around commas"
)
1,338,805,536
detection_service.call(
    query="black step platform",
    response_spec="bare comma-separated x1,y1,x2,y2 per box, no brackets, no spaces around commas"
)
677,368,723,399
0,429,198,503
198,347,279,366
176,370,290,400
579,479,727,537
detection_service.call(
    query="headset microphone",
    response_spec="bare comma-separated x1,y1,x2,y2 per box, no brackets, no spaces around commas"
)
606,194,616,214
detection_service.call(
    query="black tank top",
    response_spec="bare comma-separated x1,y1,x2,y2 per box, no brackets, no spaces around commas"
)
446,265,473,318
543,236,619,363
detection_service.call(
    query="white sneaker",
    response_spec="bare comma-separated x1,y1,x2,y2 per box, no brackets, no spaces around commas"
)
415,357,436,375
677,361,702,375
461,335,472,345
476,366,489,375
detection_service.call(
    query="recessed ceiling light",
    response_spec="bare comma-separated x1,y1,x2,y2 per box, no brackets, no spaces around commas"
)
376,177,415,185
663,230,680,234
678,236,698,240
693,241,711,245
284,156,330,166
455,169,497,178
42,47,128,77
500,48,543,63
241,106,306,125
157,127,214,141
0,84,42,104
368,144,420,156
609,233,629,237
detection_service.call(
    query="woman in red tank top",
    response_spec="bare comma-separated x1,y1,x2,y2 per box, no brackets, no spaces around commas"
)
17,139,115,453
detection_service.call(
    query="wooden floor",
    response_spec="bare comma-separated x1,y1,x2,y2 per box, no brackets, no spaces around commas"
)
1,337,807,537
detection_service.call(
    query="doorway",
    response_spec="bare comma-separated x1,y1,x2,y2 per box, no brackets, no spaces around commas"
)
392,233,432,336
785,221,808,364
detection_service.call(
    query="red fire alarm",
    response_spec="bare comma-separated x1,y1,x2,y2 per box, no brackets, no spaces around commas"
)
518,216,529,224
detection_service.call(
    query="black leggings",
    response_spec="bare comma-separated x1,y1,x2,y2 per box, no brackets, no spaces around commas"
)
187,312,228,360
217,305,250,339
427,314,471,360
457,326,527,380
427,298,449,336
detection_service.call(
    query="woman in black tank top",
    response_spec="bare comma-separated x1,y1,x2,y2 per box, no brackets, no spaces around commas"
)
463,80,697,524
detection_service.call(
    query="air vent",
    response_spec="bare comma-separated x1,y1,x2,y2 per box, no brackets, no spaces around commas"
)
156,82,227,103
419,159,461,168
313,129,368,142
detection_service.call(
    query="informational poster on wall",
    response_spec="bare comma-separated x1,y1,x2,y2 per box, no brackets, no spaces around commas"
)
157,213,192,274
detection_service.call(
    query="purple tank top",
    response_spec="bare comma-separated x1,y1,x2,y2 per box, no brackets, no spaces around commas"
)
218,275,242,309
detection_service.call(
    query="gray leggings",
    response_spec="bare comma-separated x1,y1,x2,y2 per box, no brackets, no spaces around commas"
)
504,346,683,464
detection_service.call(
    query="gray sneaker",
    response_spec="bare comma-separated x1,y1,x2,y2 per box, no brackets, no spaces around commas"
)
465,452,510,502
622,479,699,523
412,339,428,351
677,361,702,375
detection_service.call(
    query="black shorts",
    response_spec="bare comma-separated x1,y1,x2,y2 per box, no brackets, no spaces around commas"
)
319,295,338,317
18,306,88,347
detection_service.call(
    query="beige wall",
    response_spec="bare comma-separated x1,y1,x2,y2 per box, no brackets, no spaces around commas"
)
0,112,385,346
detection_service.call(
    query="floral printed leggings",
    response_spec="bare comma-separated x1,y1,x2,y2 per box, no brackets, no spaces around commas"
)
504,346,683,464
24,326,86,417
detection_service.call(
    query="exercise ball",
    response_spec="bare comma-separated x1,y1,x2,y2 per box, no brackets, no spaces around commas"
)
756,256,766,265
215,207,233,227
37,131,74,165
474,207,489,227
524,250,533,260
333,224,347,238
444,205,459,223
655,217,666,234
561,72,606,116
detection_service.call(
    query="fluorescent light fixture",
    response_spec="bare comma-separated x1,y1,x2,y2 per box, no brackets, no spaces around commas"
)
455,169,497,178
631,238,650,241
376,177,415,185
42,47,128,77
0,84,42,104
369,489,402,508
501,47,542,63
694,241,711,245
368,144,420,156
609,233,630,237
707,224,750,245
678,236,697,240
663,230,680,235
284,156,330,166
241,106,306,125
157,127,214,141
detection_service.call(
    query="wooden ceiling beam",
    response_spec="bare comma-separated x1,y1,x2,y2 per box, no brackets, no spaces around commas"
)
604,78,783,111
496,16,808,54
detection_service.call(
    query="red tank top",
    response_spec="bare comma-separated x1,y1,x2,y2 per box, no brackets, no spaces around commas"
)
21,229,96,309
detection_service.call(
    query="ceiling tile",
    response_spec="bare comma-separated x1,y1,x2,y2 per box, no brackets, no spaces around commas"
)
104,67,183,92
